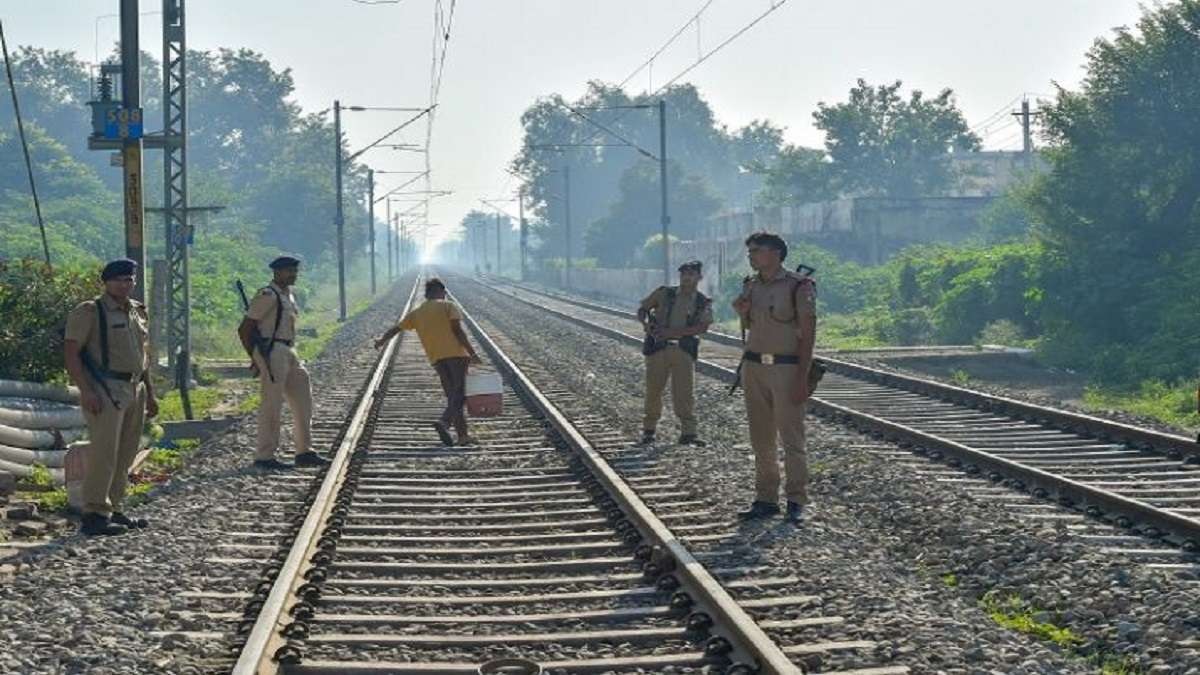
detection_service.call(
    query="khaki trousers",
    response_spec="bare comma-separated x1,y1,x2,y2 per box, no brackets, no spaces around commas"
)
82,379,146,516
742,361,808,504
254,345,313,461
642,345,697,435
433,357,470,438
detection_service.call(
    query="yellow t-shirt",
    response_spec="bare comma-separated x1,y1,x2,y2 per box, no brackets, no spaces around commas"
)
399,299,470,364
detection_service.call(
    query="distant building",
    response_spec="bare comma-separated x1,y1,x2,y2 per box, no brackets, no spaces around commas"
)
693,150,1046,265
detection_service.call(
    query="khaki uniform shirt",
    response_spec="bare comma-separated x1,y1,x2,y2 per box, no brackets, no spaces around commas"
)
245,283,299,341
743,269,817,355
639,286,714,330
64,294,149,376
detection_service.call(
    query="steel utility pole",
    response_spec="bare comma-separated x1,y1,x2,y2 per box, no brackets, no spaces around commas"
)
121,0,145,301
385,198,393,281
563,164,572,290
518,187,527,281
658,99,670,284
367,168,376,295
333,100,347,320
1012,99,1041,167
161,0,190,377
495,212,502,278
400,218,407,274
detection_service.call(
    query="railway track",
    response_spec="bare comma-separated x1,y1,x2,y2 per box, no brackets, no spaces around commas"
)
211,275,908,675
467,275,1200,570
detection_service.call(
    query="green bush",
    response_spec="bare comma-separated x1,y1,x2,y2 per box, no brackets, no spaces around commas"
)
976,319,1027,347
0,259,100,382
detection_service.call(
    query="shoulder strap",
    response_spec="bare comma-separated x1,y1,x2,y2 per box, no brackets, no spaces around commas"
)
94,297,109,370
268,287,283,342
663,287,677,321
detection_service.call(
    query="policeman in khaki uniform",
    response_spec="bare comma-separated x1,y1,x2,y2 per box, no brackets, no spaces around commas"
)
238,256,329,470
63,258,158,536
637,260,713,446
732,232,817,523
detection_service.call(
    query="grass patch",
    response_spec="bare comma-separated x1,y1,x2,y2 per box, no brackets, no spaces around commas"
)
950,369,972,386
125,481,154,507
157,386,224,422
816,313,889,350
24,463,55,490
941,573,958,587
34,488,69,513
1083,380,1200,430
236,391,261,414
981,591,1081,649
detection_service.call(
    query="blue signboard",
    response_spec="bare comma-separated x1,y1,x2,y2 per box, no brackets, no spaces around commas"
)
103,107,144,141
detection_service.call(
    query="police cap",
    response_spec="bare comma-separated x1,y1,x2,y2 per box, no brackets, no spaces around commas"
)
269,255,302,270
677,260,703,274
101,258,138,281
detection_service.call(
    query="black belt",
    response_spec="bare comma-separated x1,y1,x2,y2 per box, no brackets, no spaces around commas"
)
272,339,293,346
98,369,135,382
743,351,799,365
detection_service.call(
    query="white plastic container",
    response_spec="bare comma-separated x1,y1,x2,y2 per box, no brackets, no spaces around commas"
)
465,370,503,418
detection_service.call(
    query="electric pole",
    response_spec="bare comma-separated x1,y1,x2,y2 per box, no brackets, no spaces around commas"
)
121,0,145,302
563,164,571,290
1012,99,1041,165
658,98,670,285
385,197,393,281
518,187,527,282
495,211,502,278
333,99,346,320
367,168,376,295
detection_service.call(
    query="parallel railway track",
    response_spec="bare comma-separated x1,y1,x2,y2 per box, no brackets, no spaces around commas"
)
217,275,908,675
470,276,1200,563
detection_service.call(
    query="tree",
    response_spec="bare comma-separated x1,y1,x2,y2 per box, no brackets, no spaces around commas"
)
754,145,837,206
512,82,781,265
583,160,722,267
814,79,980,198
1026,0,1200,382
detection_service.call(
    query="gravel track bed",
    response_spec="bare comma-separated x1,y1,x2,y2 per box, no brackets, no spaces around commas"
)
830,352,1198,439
507,280,1198,439
0,278,415,675
456,279,1200,675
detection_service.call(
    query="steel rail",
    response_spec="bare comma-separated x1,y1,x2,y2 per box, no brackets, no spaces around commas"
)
469,276,1200,550
448,289,801,674
232,275,422,675
488,277,1200,462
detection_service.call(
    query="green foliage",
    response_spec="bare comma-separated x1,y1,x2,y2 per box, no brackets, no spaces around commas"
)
26,463,54,489
977,319,1029,347
34,488,69,513
817,79,980,198
980,591,1082,648
0,260,99,381
156,387,223,422
585,162,722,266
513,82,782,264
1083,381,1200,430
1024,0,1200,383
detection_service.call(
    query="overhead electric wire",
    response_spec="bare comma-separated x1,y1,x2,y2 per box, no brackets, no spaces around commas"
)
0,19,50,267
617,0,717,90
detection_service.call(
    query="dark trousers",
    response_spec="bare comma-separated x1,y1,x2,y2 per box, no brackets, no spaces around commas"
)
433,357,469,437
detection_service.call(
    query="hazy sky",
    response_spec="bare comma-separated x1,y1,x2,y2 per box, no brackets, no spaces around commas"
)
7,1,1145,249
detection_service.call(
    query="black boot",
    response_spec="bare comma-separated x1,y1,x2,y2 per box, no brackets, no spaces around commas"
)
432,421,455,446
295,452,332,468
638,430,656,446
253,458,293,470
110,512,148,529
786,501,804,523
80,513,126,536
736,501,780,520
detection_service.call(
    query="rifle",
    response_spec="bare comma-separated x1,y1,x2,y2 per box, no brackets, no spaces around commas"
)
729,275,753,394
79,351,119,409
236,280,274,382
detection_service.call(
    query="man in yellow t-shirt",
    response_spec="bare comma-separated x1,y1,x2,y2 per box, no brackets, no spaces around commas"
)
375,278,481,445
